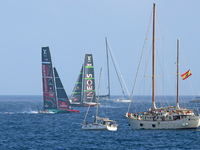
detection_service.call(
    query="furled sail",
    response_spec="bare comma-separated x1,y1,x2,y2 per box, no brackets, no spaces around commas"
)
83,54,96,102
42,47,57,109
54,67,70,109
70,66,83,103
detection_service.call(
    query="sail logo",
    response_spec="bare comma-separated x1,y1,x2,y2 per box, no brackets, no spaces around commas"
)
43,49,47,55
87,56,92,62
87,63,92,66
49,93,54,97
60,102,68,107
86,73,93,99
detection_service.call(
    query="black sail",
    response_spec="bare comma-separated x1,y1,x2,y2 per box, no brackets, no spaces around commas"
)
41,47,57,109
83,54,96,102
70,66,83,103
54,67,70,109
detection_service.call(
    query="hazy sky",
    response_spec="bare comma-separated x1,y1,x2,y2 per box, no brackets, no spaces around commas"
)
0,1,200,96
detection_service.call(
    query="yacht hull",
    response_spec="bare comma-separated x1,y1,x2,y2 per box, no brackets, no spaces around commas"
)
126,116,200,129
82,124,117,131
70,102,99,107
39,109,80,114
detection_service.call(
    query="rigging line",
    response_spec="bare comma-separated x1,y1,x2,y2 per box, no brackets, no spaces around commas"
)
95,68,102,122
179,43,196,97
106,38,130,98
106,41,126,98
155,47,166,107
156,13,170,108
83,68,102,124
179,44,196,104
157,10,176,107
106,40,129,98
127,10,153,113
135,47,151,112
161,40,175,106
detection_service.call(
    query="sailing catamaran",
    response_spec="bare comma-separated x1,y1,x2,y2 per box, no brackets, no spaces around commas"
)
69,54,98,107
82,68,118,131
126,4,200,129
40,46,79,114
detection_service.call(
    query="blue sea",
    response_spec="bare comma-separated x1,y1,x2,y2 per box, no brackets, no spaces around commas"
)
0,95,200,150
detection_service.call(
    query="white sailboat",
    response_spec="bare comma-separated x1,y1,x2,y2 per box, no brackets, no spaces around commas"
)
126,3,200,129
82,68,118,131
100,37,130,103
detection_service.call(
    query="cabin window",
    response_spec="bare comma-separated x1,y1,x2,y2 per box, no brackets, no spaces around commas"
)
140,124,143,127
173,116,180,120
152,124,156,128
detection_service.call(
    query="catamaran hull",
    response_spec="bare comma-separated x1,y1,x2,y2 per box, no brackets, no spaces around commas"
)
39,109,79,114
70,102,99,107
113,99,131,103
126,116,200,130
82,124,117,131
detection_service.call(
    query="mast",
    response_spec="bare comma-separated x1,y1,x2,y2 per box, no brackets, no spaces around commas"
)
176,39,180,110
106,37,111,99
152,3,157,110
95,68,102,122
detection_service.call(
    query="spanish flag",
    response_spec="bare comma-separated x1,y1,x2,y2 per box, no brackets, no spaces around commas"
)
181,69,192,80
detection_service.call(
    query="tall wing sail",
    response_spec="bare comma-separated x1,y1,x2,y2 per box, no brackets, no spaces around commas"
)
83,54,96,102
42,47,57,109
70,66,83,103
54,68,70,109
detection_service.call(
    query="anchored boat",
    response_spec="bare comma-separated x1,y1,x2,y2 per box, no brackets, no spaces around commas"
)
126,3,200,129
99,37,130,103
82,68,117,131
40,46,79,114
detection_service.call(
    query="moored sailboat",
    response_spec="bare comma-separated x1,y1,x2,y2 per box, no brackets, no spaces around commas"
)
70,54,98,107
126,4,200,129
82,68,118,131
100,37,130,103
40,46,79,114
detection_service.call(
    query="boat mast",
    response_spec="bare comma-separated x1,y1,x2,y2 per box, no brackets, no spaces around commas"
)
176,39,180,110
152,3,157,110
106,37,111,99
95,68,102,122
82,56,86,104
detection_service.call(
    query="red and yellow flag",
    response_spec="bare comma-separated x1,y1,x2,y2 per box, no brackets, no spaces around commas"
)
181,69,192,80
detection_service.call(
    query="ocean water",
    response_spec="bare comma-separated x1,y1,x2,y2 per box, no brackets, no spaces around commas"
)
0,95,200,150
